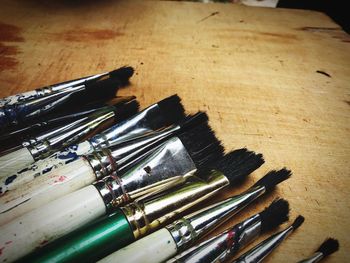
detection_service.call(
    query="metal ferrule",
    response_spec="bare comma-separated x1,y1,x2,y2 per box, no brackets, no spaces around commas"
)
167,214,262,263
121,170,230,240
232,225,294,263
86,125,180,179
93,137,197,211
0,72,107,108
27,109,116,160
166,184,266,251
298,252,324,263
89,103,166,149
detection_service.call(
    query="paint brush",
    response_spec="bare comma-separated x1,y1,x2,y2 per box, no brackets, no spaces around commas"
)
165,199,290,263
18,149,263,263
231,215,305,263
0,96,135,152
298,238,339,263
100,169,291,263
0,66,134,128
0,113,209,225
0,94,184,178
0,124,230,262
0,99,139,178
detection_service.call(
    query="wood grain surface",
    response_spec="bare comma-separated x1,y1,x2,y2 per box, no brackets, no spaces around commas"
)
0,1,349,262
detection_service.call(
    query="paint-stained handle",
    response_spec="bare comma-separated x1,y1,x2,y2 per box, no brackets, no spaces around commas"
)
0,185,106,263
0,147,34,179
0,158,97,226
99,228,177,263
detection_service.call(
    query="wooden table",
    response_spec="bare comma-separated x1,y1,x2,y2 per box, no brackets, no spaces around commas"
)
0,1,349,262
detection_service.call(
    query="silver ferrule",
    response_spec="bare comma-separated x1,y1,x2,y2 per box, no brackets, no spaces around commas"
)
298,252,323,263
167,185,266,251
93,137,197,211
167,214,262,263
85,148,116,180
27,110,115,160
232,225,294,263
89,103,166,149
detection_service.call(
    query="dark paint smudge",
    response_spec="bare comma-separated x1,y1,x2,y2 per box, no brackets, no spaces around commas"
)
4,174,17,186
0,22,23,72
53,29,124,42
316,70,331,78
344,100,350,106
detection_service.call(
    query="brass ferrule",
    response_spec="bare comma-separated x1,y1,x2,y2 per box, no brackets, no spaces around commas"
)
121,170,230,240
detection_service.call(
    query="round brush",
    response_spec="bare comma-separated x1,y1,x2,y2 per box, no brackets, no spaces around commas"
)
298,238,339,263
0,122,225,263
232,215,305,263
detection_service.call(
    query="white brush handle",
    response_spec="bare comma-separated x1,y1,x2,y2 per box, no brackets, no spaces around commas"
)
99,228,177,263
0,141,94,194
0,158,97,226
0,185,106,263
0,147,34,178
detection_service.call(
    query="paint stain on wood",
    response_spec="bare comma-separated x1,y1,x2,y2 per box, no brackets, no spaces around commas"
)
0,22,23,72
344,100,350,106
299,26,350,43
198,11,219,23
52,29,124,42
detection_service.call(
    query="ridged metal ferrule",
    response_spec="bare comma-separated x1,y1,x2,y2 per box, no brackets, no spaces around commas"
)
167,214,262,263
27,110,115,159
166,185,266,251
85,149,116,180
93,137,197,212
121,171,230,240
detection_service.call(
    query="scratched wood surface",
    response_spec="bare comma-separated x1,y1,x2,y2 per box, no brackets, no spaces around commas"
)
0,0,349,262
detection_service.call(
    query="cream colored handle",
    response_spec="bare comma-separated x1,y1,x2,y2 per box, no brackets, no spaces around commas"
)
99,228,177,263
0,185,106,263
0,158,96,226
0,147,34,178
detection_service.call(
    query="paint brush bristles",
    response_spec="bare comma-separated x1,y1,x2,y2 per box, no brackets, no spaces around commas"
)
253,168,292,191
317,238,339,257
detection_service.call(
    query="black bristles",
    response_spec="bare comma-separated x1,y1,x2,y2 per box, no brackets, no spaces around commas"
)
109,66,135,85
291,215,304,230
316,238,339,257
253,168,291,191
179,112,209,131
259,199,290,232
211,148,264,184
157,95,186,126
114,100,140,121
178,122,224,169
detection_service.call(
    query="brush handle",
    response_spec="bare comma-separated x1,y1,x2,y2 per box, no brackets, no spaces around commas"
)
0,147,34,178
22,210,134,263
0,141,93,194
0,185,106,263
0,158,96,226
99,228,177,263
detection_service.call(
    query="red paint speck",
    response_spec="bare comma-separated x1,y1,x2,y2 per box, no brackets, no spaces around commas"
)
0,247,4,255
226,230,236,248
39,240,49,247
53,175,67,183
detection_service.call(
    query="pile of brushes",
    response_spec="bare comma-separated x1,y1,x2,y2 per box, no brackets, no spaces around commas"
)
0,67,339,263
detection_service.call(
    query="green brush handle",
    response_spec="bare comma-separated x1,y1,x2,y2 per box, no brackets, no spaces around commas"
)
21,210,134,263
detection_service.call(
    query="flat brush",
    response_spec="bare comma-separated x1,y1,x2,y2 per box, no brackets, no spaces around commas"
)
0,66,134,128
100,169,292,263
166,199,290,263
0,99,139,178
0,96,135,152
19,149,263,263
232,215,305,263
0,94,185,184
0,113,209,225
0,123,226,262
298,238,339,263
